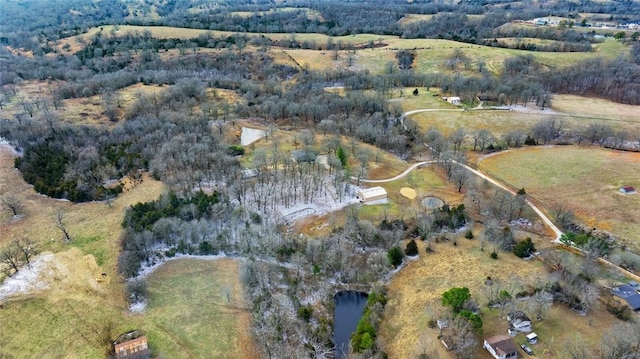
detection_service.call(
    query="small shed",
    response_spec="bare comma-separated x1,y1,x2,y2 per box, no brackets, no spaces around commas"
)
114,330,149,359
447,96,461,105
526,332,538,344
620,186,636,194
357,186,388,203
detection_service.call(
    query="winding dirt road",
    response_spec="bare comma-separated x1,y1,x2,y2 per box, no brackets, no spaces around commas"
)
358,109,564,241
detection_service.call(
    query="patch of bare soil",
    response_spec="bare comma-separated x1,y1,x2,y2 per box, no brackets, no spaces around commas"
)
400,187,417,199
0,248,106,303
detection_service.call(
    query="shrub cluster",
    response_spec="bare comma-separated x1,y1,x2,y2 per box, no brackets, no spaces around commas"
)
351,289,387,353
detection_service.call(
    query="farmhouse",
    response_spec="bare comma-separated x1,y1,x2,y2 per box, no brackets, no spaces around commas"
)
612,282,640,311
114,330,149,359
507,310,532,332
357,186,388,203
484,335,518,359
619,186,636,194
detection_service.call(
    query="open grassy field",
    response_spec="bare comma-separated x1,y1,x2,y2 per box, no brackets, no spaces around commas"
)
551,94,640,124
0,143,166,357
478,146,640,250
405,102,640,141
380,232,619,359
142,258,256,358
357,165,464,222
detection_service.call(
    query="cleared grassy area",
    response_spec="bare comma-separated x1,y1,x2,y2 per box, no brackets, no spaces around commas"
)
390,87,454,111
406,104,640,141
481,301,618,358
550,94,640,123
479,146,640,250
142,258,256,359
357,166,463,222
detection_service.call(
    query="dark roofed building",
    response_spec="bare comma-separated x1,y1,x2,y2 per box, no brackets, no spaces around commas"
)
612,284,640,311
484,335,518,359
114,330,149,359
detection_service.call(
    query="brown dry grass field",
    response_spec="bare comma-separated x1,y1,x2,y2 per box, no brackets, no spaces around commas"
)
380,232,620,359
478,146,640,251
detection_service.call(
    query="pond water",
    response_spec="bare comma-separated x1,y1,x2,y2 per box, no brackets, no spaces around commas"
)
422,196,445,209
334,291,368,359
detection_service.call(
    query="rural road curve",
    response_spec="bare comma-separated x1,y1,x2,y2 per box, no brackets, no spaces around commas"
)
357,108,565,242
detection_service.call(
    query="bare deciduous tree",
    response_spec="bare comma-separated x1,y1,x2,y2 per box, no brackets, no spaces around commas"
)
55,211,72,242
2,194,24,216
14,237,37,265
1,246,21,275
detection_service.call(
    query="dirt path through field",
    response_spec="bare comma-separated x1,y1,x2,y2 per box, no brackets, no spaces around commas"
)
397,109,565,241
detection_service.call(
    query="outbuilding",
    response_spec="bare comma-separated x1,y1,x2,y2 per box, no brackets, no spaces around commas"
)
357,186,388,204
446,96,461,105
114,330,149,359
526,332,538,344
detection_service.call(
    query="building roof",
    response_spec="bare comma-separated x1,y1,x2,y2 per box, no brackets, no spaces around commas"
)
613,285,640,310
114,330,146,345
508,310,530,322
485,335,518,356
358,186,388,198
114,330,149,359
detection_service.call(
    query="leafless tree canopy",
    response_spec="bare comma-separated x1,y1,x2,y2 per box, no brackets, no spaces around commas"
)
2,194,24,216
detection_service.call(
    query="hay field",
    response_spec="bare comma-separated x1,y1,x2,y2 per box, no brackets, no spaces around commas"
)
142,258,257,359
479,146,640,250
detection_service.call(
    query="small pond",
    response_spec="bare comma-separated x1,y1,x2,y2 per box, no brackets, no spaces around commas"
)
422,196,445,209
334,291,368,359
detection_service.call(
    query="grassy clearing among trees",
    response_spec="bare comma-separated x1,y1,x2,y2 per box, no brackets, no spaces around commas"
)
143,258,255,359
